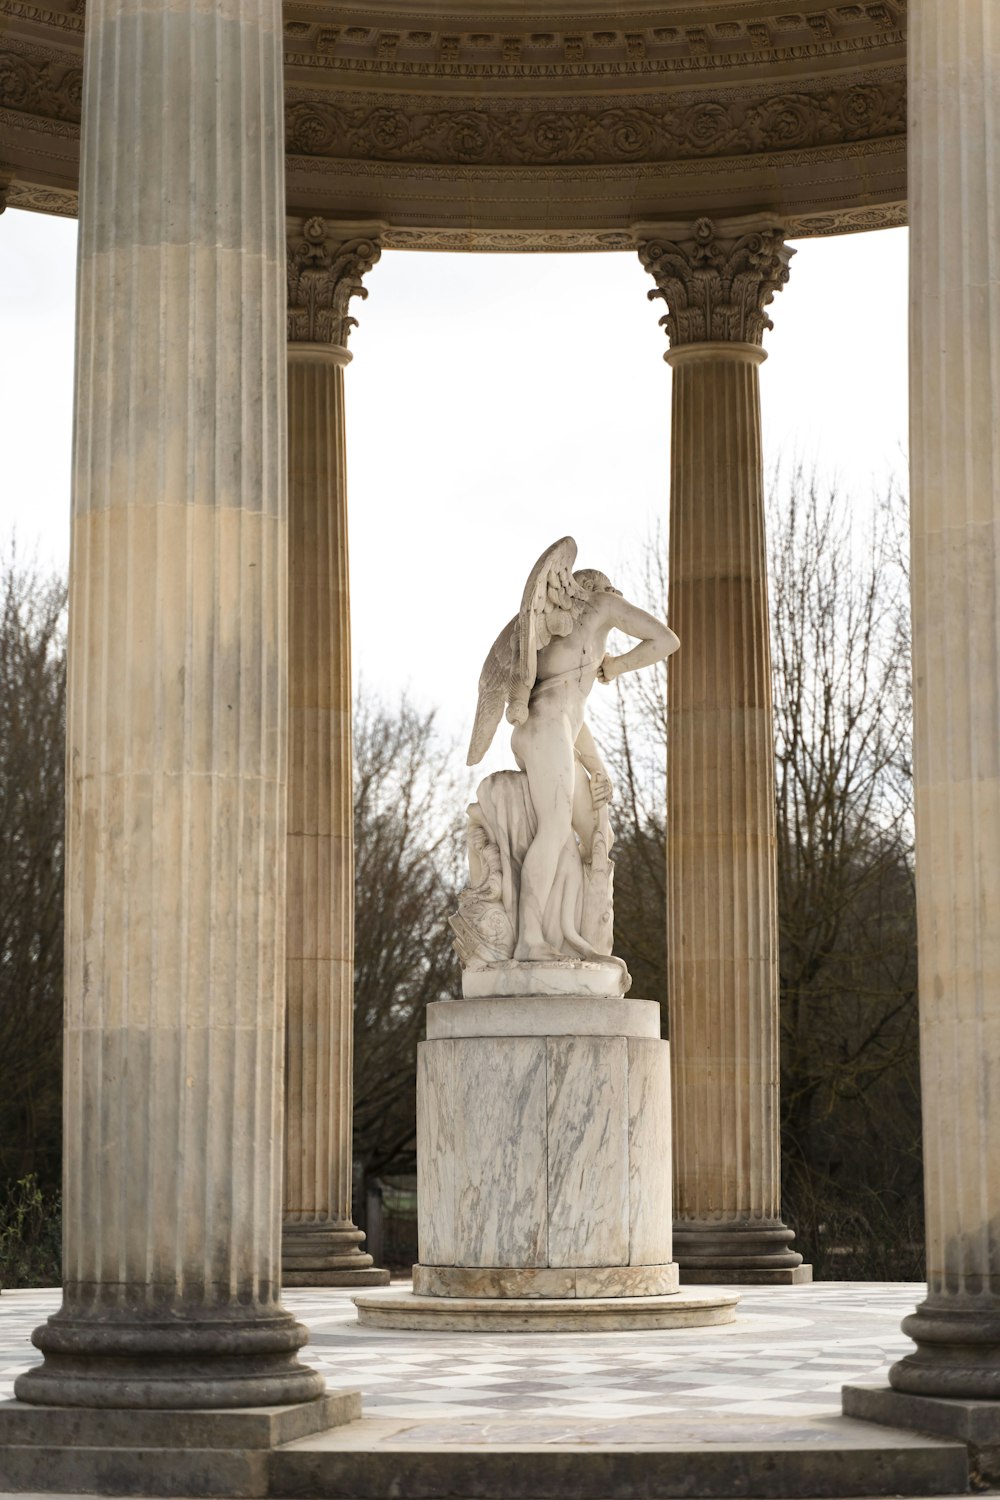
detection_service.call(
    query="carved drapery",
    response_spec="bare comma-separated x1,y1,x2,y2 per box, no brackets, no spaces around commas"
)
286,217,382,348
637,216,793,347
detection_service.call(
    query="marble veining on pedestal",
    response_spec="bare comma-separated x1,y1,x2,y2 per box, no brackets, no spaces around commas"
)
628,1037,673,1265
417,1039,457,1267
546,1036,629,1267
453,1038,548,1267
416,999,674,1290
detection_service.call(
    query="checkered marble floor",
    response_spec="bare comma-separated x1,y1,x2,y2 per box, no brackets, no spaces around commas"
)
0,1281,921,1424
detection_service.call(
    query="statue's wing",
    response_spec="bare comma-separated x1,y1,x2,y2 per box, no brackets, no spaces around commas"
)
467,615,517,766
511,536,578,693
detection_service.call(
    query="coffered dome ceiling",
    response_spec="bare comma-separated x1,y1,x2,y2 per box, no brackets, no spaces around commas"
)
1,0,906,247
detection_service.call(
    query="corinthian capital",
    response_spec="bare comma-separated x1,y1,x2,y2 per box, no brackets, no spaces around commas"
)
635,216,794,348
286,217,383,348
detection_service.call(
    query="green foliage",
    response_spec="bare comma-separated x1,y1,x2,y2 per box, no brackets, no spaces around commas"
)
0,1174,61,1289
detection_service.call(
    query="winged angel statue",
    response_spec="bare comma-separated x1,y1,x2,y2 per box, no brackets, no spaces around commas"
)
451,537,678,991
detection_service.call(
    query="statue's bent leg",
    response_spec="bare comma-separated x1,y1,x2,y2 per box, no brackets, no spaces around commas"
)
571,763,599,862
514,720,576,961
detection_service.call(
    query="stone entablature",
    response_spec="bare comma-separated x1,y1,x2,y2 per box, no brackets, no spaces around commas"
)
0,0,907,240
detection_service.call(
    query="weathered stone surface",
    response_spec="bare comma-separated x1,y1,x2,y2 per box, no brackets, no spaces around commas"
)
462,956,630,999
844,1383,1000,1485
416,1038,457,1267
412,1263,678,1299
0,1393,358,1450
417,1018,672,1284
0,1394,360,1499
426,995,661,1040
282,321,387,1289
546,1036,629,1267
453,1037,548,1268
635,233,803,1282
272,1415,968,1500
13,0,323,1411
884,0,1000,1404
353,1289,736,1332
627,1038,672,1266
680,1265,814,1286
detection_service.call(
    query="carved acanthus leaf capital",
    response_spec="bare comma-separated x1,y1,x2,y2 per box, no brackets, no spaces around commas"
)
286,217,382,347
637,216,794,348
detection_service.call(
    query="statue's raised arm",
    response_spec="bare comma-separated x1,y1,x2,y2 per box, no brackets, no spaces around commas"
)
452,536,679,1000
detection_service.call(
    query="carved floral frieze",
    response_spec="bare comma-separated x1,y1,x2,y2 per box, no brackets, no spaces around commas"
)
0,48,82,122
285,79,905,167
0,43,905,173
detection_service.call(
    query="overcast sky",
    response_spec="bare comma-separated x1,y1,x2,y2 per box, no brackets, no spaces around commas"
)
0,209,907,760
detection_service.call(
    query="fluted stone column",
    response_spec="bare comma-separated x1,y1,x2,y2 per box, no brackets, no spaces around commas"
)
891,0,1000,1397
14,0,324,1409
282,219,389,1287
637,217,807,1285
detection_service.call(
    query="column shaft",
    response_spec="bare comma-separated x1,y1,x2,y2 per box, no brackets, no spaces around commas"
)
666,347,800,1276
282,347,385,1284
15,0,322,1409
637,217,803,1282
890,0,1000,1396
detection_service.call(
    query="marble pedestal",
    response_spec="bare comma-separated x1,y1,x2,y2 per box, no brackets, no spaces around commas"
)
355,996,737,1331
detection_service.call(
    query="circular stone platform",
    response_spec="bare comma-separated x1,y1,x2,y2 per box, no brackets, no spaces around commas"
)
353,1288,739,1332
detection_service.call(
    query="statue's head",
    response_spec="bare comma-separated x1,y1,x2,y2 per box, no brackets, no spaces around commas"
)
574,568,623,598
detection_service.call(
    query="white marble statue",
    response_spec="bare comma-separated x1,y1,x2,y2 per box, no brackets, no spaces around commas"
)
451,537,678,996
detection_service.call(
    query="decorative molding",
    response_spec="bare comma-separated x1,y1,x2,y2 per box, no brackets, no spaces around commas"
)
290,129,904,184
0,0,906,84
0,1,85,34
384,225,635,251
286,217,383,346
285,75,905,167
637,216,794,346
282,26,902,82
786,200,906,237
276,1,905,80
5,179,78,216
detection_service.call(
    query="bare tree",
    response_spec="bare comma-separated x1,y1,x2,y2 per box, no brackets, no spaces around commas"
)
0,545,66,1189
770,474,920,1274
352,693,464,1185
601,476,920,1276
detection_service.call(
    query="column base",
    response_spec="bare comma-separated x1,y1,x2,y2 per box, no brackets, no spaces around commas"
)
843,1382,1000,1486
679,1265,812,1286
673,1223,805,1284
887,1299,1000,1399
281,1223,390,1287
14,1303,325,1410
0,1391,358,1497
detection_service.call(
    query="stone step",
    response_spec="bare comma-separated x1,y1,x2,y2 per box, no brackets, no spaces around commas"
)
0,1409,971,1497
270,1414,970,1500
